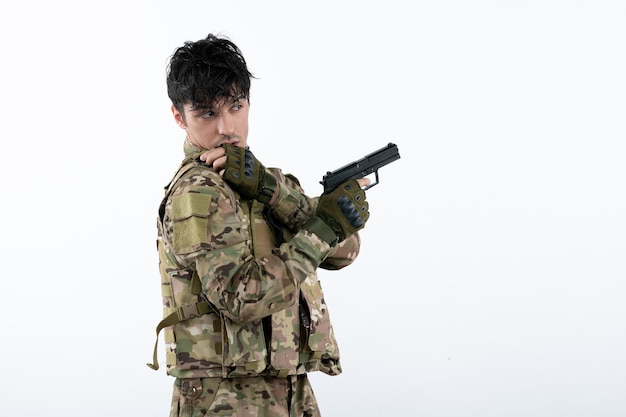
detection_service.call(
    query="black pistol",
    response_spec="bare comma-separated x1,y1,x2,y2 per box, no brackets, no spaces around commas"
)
321,143,401,193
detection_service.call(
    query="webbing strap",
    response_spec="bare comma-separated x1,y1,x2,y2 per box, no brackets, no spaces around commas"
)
166,153,203,195
158,153,203,222
146,301,212,370
150,154,207,371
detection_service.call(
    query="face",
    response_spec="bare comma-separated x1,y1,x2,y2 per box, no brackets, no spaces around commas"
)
172,95,249,150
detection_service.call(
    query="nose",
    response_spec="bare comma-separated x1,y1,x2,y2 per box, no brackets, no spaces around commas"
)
217,112,235,137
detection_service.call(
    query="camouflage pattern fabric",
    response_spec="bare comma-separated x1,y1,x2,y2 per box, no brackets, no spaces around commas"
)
169,375,320,417
155,142,362,414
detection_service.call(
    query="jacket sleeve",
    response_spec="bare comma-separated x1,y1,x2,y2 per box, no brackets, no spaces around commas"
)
266,169,315,232
267,169,361,270
163,167,334,324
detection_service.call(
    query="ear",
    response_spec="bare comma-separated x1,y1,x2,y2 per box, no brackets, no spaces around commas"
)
171,105,186,129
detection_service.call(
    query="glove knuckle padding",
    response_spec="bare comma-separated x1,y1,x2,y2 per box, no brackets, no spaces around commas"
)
244,150,255,179
222,144,276,204
316,179,369,242
223,146,245,182
338,195,362,228
223,145,261,195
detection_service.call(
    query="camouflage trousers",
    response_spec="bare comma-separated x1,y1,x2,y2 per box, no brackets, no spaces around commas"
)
170,374,321,417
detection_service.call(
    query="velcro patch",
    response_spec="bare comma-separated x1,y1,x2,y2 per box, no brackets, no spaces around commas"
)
171,192,216,254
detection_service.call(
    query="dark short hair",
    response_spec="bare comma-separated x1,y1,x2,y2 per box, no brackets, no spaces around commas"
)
166,34,253,113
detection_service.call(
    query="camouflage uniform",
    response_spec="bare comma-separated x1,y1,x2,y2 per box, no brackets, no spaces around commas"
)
151,141,361,416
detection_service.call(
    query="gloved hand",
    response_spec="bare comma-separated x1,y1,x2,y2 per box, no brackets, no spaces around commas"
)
305,179,369,245
221,144,277,204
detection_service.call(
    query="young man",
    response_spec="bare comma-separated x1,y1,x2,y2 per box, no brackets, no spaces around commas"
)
149,33,370,417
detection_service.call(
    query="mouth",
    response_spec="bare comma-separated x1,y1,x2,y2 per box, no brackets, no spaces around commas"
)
221,138,240,147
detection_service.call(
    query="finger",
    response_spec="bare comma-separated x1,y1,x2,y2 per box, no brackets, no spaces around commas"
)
199,151,211,162
200,147,225,165
356,177,371,189
212,155,228,171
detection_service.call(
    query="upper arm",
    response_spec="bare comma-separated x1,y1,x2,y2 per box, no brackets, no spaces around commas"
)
166,169,245,257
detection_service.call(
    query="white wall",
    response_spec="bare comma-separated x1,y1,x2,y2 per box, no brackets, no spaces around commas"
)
1,1,625,416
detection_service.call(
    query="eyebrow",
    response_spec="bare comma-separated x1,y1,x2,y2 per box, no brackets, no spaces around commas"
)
231,94,245,103
190,95,246,115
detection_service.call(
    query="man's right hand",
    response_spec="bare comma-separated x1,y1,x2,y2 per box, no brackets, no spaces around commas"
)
201,144,277,204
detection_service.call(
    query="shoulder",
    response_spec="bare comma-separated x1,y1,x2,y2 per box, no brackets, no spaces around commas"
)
173,163,223,193
168,163,237,213
163,163,243,256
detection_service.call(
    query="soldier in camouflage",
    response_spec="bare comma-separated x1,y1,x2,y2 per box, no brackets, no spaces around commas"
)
149,33,370,417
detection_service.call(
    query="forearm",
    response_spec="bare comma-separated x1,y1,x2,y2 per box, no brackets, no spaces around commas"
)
320,232,361,270
267,170,362,269
267,170,316,232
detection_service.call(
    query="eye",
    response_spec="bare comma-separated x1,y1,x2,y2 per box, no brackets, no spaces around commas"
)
199,110,215,119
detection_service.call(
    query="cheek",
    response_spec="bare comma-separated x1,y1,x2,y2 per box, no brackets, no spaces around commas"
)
239,114,250,134
189,120,214,136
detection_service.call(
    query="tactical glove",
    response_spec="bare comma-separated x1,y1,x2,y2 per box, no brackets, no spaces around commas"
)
221,144,277,204
305,179,369,245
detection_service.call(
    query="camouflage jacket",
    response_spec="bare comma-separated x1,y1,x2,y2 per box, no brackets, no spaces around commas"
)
153,143,361,379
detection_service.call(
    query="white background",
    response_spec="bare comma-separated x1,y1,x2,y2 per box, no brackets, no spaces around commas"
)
1,1,625,416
